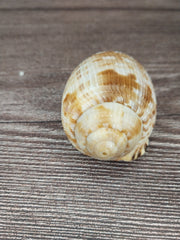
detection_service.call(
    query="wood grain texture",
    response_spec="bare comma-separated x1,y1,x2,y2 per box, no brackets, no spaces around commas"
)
0,0,179,11
0,0,180,239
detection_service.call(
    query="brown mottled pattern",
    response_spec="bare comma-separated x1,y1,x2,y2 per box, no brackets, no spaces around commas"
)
138,85,154,117
94,56,155,131
62,51,156,161
95,68,155,158
99,70,137,88
98,70,139,96
63,92,82,119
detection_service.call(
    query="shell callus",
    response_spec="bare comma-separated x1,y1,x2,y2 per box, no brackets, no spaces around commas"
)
61,51,156,161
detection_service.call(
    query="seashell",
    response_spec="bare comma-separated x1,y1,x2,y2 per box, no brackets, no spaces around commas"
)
61,51,156,161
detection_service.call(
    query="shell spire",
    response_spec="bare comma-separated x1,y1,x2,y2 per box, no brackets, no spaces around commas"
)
61,51,156,161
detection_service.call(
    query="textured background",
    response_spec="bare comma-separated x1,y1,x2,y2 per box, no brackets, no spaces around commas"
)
0,0,180,239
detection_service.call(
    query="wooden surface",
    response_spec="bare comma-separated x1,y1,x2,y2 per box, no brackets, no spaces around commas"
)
0,1,180,239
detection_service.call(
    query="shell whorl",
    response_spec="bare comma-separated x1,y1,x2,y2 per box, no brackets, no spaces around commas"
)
61,51,156,161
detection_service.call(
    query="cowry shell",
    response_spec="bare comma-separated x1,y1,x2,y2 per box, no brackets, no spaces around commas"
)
61,51,156,161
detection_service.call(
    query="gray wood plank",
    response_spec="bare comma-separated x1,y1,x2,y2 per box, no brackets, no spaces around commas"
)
0,0,179,10
0,9,179,121
0,120,180,240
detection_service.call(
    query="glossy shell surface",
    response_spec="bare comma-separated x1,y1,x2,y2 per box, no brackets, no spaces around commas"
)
61,51,156,161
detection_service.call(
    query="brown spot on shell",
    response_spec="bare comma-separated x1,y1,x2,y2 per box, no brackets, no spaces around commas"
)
145,85,153,104
79,83,85,91
98,123,112,129
138,85,154,118
70,118,76,125
76,69,82,80
66,132,77,144
99,69,138,87
70,128,75,136
79,81,91,92
97,69,139,104
142,117,149,125
152,109,156,115
130,118,142,140
63,92,82,120
138,112,144,117
96,104,111,114
143,126,148,132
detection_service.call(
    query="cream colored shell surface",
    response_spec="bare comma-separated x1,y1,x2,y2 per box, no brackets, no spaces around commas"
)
61,51,156,161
